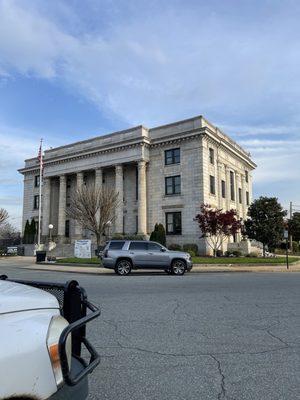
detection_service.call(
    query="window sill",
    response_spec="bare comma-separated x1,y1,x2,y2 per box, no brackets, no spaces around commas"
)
164,194,182,198
164,162,181,167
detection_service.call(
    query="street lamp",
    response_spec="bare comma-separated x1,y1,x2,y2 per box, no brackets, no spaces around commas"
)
48,224,54,242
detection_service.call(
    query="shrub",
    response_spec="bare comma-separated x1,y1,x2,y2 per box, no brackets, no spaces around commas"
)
232,250,242,257
183,243,198,255
157,224,166,246
247,251,259,258
187,250,196,257
168,243,182,251
216,249,223,257
149,223,159,242
111,234,145,240
292,241,299,253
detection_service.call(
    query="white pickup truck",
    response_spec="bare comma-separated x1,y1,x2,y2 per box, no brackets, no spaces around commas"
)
0,276,100,400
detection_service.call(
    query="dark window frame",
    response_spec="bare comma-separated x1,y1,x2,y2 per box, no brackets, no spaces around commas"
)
165,175,181,195
209,148,214,164
238,188,242,204
209,175,216,195
65,220,70,238
109,241,126,250
34,175,40,188
245,170,249,183
246,191,250,206
33,195,39,210
129,241,148,251
165,212,182,235
221,180,226,198
165,148,180,165
230,171,235,201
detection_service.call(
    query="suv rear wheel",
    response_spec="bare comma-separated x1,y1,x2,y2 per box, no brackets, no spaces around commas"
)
115,259,132,276
171,259,186,276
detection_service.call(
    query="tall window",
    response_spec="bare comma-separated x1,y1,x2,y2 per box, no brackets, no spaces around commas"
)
238,188,242,204
165,148,180,165
230,171,235,201
209,175,215,195
246,191,250,206
34,175,40,188
165,176,181,195
245,170,249,183
166,212,182,235
221,180,226,198
33,195,39,210
209,148,214,164
65,220,70,238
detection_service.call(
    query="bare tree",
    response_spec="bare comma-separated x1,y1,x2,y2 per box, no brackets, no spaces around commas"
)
66,185,120,246
0,208,9,226
0,222,18,239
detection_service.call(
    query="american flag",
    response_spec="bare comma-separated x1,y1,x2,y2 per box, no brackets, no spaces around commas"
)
38,139,43,172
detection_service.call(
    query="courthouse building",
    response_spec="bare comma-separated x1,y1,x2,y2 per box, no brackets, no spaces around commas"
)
19,115,256,255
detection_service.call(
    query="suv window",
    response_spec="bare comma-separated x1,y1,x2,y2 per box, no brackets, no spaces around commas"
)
109,241,125,250
148,242,163,251
129,241,148,250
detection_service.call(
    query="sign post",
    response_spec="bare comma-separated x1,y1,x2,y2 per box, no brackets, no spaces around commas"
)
284,229,289,270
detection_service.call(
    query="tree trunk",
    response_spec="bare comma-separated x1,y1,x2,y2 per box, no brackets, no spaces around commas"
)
263,243,266,257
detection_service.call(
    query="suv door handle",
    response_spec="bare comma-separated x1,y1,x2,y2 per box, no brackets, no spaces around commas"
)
148,252,153,255
130,252,134,254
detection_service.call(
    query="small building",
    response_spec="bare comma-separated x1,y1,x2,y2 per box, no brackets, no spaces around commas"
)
19,115,256,255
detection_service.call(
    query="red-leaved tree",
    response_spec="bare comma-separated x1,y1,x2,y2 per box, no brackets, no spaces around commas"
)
195,204,242,256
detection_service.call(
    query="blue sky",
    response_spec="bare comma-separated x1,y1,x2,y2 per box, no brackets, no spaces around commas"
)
0,0,300,228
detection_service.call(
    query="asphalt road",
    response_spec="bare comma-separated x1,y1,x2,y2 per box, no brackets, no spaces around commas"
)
1,258,300,400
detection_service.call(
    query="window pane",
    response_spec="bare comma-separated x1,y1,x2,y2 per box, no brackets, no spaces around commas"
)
174,176,181,194
210,175,215,195
221,180,226,198
148,242,162,251
174,213,182,234
165,150,173,165
174,148,180,163
109,241,125,250
129,241,148,250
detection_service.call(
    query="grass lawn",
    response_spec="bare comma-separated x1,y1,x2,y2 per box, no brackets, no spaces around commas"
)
56,257,100,264
192,256,300,265
55,256,300,266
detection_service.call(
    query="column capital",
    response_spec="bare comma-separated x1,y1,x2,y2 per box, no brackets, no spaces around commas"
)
138,160,147,169
115,164,123,172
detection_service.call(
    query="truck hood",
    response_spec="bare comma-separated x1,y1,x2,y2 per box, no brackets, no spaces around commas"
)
0,280,59,314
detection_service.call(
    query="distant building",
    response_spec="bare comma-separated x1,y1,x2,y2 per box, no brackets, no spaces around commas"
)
19,115,256,255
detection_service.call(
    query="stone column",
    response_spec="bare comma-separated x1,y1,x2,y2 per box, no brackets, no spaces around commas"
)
95,168,103,191
225,165,230,211
241,174,246,219
42,177,51,237
138,160,147,235
115,165,123,234
75,172,84,237
217,162,223,209
57,175,67,238
235,172,240,217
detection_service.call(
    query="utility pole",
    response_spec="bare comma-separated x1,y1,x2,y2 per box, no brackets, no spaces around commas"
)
290,201,293,250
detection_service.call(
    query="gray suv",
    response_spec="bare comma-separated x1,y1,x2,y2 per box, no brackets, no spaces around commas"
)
101,240,193,275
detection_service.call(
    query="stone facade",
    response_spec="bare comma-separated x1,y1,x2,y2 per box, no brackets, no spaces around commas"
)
19,116,256,255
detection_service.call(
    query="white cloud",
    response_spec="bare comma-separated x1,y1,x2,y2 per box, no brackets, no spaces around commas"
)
0,0,300,219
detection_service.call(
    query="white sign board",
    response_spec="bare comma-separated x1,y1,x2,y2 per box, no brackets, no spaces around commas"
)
74,240,91,259
283,230,289,239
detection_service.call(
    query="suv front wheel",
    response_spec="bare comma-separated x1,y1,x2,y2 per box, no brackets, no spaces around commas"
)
115,259,132,276
171,259,186,276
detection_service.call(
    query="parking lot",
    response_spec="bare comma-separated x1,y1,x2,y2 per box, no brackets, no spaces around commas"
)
1,258,300,399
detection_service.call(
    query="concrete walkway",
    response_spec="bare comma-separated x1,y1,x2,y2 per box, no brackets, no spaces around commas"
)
3,256,299,275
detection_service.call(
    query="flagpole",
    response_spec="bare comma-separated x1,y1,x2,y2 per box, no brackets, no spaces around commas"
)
38,139,43,247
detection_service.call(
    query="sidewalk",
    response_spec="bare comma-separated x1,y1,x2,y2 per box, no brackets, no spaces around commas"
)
19,260,300,275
